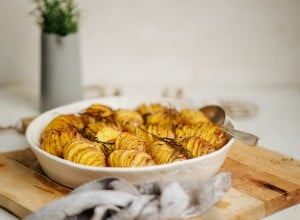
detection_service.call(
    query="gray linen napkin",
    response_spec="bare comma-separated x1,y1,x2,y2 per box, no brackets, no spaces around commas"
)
25,172,231,220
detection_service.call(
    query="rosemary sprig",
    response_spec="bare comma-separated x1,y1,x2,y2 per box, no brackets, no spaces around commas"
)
138,126,193,159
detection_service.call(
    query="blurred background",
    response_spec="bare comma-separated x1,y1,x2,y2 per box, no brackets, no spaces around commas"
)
1,0,299,93
0,1,299,219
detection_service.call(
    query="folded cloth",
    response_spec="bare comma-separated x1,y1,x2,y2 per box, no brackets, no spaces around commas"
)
25,172,231,220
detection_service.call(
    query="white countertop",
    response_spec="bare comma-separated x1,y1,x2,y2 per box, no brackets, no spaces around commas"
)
0,83,299,219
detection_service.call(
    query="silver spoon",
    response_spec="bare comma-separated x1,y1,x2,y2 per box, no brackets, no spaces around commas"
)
200,105,259,146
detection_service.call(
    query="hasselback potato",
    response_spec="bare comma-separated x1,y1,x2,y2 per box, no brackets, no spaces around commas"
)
146,124,175,140
41,130,80,157
114,109,144,132
148,141,186,164
175,123,227,149
41,114,84,139
146,108,181,128
81,104,114,119
135,103,164,117
82,122,103,140
178,136,216,157
114,132,147,152
180,109,210,125
95,124,121,143
108,150,155,167
63,138,106,167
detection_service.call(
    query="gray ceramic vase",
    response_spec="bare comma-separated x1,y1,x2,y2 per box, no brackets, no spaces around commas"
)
41,33,82,112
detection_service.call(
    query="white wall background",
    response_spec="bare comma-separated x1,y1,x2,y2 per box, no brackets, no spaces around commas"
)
0,0,300,91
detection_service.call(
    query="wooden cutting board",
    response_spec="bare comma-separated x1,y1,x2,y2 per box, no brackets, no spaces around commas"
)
0,141,299,219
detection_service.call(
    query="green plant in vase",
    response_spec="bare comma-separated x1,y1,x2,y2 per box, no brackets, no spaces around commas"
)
32,0,80,36
32,0,82,112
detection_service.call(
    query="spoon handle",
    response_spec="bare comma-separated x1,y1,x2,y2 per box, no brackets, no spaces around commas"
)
221,125,259,146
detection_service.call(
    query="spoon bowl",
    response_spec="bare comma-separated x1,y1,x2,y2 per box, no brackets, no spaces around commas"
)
200,105,259,146
200,105,226,126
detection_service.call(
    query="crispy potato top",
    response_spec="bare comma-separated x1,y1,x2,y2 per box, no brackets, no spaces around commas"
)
40,103,228,167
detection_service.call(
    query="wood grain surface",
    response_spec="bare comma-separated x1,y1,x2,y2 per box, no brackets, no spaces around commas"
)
0,141,299,219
